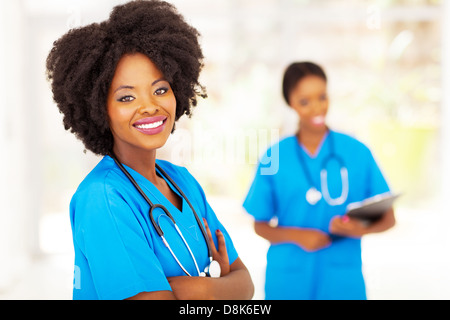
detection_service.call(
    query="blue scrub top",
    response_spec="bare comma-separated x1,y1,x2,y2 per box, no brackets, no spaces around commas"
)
243,130,390,300
70,156,238,300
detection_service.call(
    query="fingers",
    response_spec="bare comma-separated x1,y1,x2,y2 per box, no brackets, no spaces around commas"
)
215,228,227,253
203,218,218,254
203,218,227,254
330,216,365,238
329,216,350,232
203,218,231,276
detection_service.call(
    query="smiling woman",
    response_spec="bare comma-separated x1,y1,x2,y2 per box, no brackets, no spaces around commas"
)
46,0,207,157
106,53,176,164
45,0,254,300
243,61,395,300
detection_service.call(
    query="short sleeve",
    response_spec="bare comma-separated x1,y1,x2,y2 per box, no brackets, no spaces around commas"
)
242,161,276,222
364,149,391,198
71,180,171,300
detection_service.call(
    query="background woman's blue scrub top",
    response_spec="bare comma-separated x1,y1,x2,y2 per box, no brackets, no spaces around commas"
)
243,130,390,300
70,156,238,300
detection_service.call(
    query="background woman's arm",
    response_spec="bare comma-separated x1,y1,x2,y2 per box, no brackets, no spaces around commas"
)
329,207,396,238
254,221,331,252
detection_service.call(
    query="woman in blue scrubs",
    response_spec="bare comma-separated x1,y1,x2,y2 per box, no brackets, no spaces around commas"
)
46,1,253,300
243,62,395,300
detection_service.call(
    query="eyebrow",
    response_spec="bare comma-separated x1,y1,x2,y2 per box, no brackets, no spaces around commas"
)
113,78,167,93
113,85,134,93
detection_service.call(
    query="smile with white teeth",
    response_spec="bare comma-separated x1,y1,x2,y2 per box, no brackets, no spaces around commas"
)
135,120,164,129
312,116,325,125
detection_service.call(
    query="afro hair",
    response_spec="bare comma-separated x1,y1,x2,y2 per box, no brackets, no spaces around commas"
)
46,0,207,155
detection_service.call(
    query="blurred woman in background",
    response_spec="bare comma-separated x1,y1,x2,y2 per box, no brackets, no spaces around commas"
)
243,61,395,300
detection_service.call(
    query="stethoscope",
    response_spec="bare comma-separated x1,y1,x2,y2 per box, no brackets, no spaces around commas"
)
296,131,349,206
110,153,221,278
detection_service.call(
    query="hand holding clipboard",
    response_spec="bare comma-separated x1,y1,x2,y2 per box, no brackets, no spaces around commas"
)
330,192,399,240
345,192,401,222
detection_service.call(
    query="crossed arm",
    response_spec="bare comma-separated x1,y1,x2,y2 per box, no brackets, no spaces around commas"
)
127,219,254,300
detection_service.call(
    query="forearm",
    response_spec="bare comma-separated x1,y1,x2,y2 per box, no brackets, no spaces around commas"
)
126,290,176,300
207,261,254,300
168,258,254,300
254,221,303,244
254,221,331,251
363,207,396,234
329,207,396,238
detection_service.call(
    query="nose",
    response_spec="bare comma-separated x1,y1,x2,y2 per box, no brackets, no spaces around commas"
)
312,97,327,113
309,102,322,115
137,94,160,115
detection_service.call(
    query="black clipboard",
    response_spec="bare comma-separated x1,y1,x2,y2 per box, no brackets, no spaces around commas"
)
345,193,400,221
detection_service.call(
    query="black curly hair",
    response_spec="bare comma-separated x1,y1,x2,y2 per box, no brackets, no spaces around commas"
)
46,0,207,155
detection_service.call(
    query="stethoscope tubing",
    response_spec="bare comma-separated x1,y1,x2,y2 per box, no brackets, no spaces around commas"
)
109,153,214,275
296,130,349,206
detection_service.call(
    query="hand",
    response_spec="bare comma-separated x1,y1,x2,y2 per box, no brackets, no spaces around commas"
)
253,221,331,252
203,218,230,276
293,228,331,252
329,215,367,238
167,258,255,300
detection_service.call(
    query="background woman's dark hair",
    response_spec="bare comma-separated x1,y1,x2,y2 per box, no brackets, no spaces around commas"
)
282,61,327,105
46,0,206,156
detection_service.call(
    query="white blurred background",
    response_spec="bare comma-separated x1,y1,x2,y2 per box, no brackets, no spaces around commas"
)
0,0,449,299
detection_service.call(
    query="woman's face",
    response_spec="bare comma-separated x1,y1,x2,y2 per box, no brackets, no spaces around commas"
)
107,53,176,157
288,75,329,134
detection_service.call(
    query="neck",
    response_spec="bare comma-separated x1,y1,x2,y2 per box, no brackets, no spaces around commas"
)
111,147,158,184
297,127,328,155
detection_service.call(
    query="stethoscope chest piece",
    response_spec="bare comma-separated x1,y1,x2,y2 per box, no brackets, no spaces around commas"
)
296,131,349,207
201,259,221,278
306,187,322,205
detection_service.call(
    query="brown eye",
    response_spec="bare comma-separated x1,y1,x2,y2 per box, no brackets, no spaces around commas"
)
117,95,135,102
299,99,309,106
154,87,169,96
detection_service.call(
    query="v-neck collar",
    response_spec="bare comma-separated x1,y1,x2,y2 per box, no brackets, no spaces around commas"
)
297,130,330,159
107,156,185,214
156,165,185,214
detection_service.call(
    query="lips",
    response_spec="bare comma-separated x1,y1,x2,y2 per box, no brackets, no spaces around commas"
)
132,115,167,135
311,115,325,126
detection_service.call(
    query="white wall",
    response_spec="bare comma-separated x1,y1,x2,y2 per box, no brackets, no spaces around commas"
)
0,0,447,299
442,0,450,204
0,0,32,290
